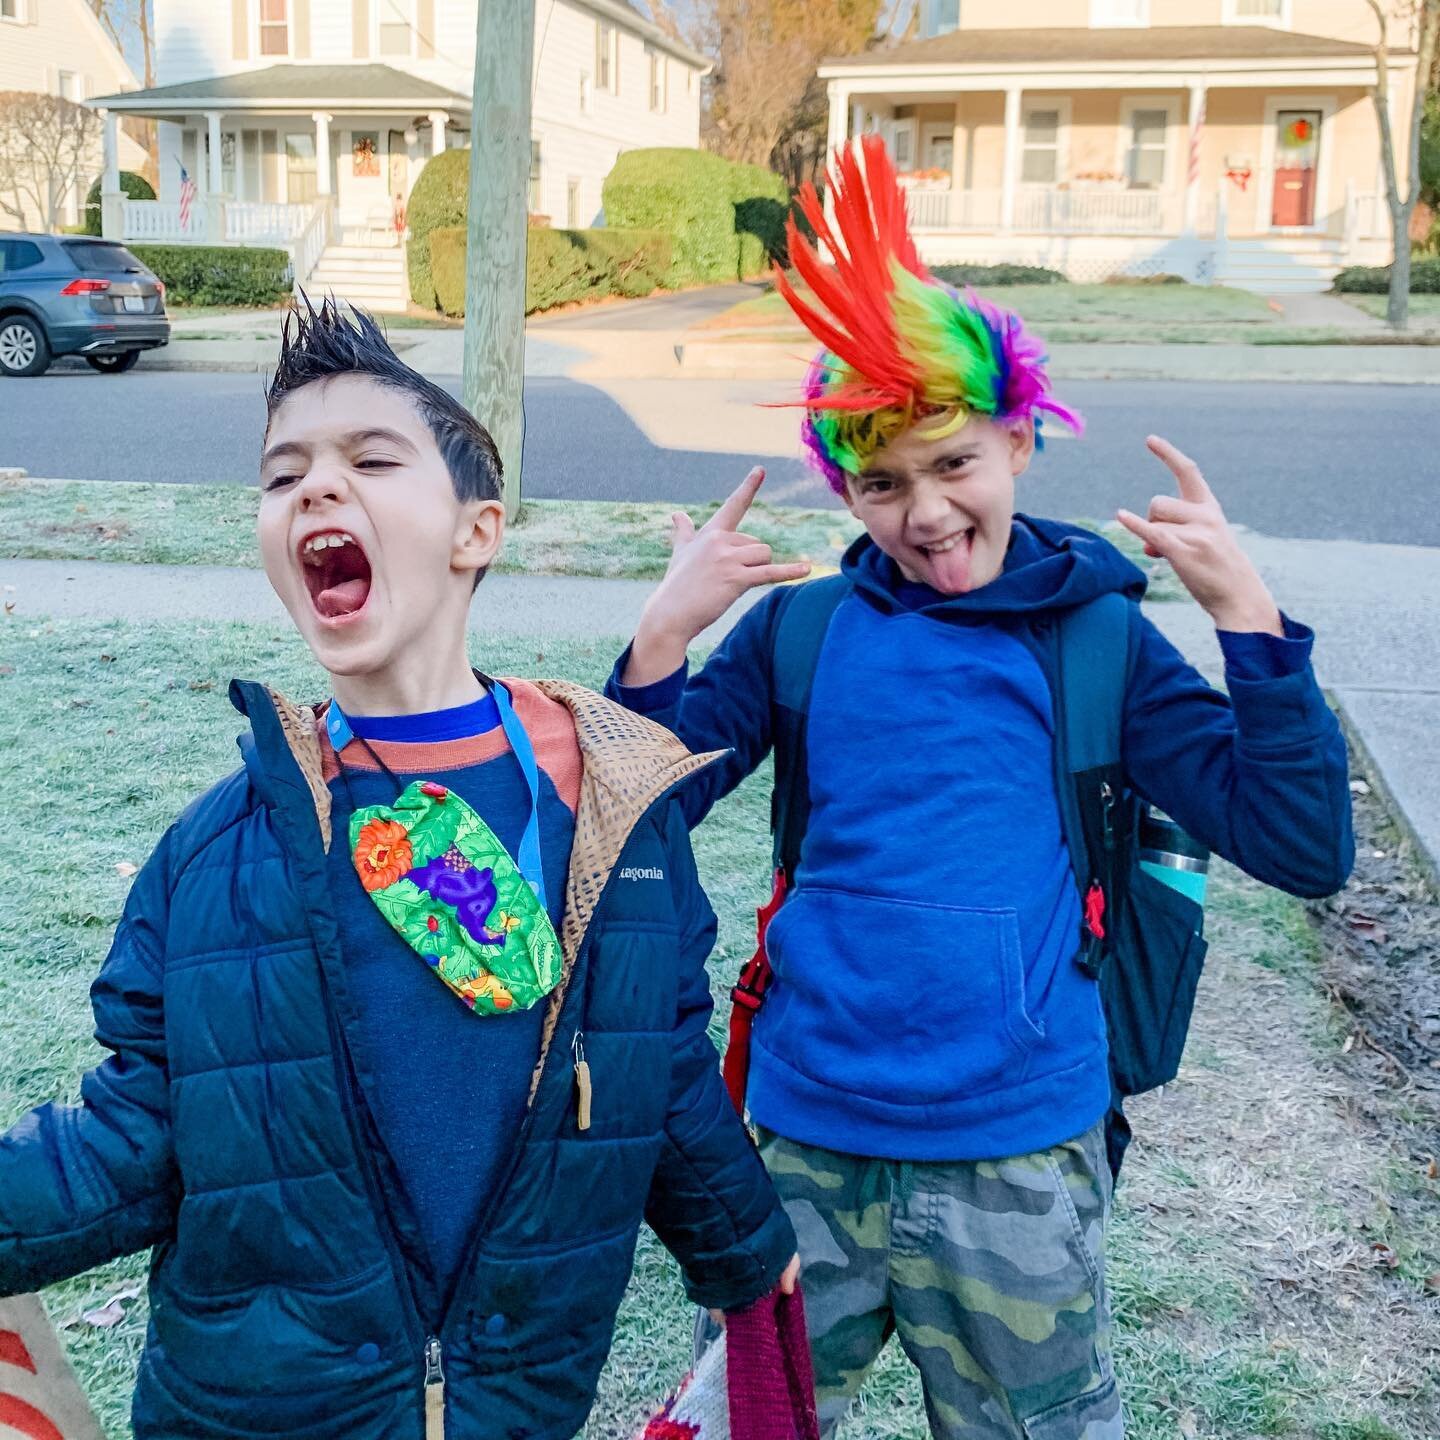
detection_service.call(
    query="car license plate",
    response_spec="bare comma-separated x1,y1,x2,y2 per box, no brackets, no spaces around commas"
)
123,295,145,313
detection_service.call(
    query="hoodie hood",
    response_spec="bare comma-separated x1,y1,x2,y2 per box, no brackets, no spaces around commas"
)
843,513,1147,619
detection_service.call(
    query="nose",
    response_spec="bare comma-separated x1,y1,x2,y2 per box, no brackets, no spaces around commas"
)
295,460,350,511
906,476,958,539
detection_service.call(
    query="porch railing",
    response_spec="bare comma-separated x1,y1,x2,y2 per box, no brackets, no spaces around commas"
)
123,198,211,243
906,186,1186,236
119,198,314,247
290,198,335,290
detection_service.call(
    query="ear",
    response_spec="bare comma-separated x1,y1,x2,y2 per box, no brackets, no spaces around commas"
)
453,498,506,578
1007,418,1036,475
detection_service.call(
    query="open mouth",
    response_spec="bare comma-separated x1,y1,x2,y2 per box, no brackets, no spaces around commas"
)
920,528,975,558
299,530,373,621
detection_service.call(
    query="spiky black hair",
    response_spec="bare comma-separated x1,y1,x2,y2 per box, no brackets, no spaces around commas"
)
266,294,503,506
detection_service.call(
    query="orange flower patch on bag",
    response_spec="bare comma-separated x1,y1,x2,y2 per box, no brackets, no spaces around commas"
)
354,818,413,893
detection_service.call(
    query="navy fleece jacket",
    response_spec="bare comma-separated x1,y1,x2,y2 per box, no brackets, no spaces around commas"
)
607,518,1354,1161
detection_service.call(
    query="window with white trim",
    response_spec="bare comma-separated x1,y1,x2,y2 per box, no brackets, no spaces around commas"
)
1021,108,1062,183
648,47,667,112
566,177,582,228
596,21,615,92
259,0,290,57
891,119,916,170
1223,0,1288,23
377,0,416,57
1126,107,1169,188
57,71,82,102
579,71,592,114
0,0,25,21
1090,0,1148,25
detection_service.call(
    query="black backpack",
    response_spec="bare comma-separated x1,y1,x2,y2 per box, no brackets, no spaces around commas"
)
729,574,1210,1179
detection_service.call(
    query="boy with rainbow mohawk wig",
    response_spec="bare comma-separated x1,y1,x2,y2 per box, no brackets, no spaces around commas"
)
608,136,1353,1439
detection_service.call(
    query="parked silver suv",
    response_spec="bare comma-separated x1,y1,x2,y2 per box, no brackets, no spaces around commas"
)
0,234,170,377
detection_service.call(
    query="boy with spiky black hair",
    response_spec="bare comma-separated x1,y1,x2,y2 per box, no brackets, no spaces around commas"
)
0,298,797,1440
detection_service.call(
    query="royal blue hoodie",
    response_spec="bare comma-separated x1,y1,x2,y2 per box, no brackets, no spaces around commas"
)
608,518,1354,1161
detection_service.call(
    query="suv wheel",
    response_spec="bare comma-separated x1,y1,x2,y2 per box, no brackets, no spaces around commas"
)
0,315,50,377
86,350,142,374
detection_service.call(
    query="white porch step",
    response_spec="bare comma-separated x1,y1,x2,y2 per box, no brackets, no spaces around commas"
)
305,242,409,312
1215,238,1343,295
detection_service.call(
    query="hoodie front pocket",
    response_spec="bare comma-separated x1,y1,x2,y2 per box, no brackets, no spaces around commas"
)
761,885,1043,1106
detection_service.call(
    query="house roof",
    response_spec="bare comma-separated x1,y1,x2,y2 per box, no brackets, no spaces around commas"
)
825,26,1387,69
89,64,471,113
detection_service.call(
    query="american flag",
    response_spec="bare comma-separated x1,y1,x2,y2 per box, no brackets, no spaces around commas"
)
178,162,197,230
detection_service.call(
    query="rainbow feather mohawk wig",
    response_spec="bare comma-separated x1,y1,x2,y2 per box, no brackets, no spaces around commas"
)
773,135,1082,494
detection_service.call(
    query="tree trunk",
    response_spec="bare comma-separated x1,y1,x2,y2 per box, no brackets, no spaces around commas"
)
1388,230,1413,326
463,0,535,524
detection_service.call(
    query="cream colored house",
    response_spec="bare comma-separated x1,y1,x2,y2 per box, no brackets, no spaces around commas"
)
0,0,146,230
88,0,709,308
822,1,1419,290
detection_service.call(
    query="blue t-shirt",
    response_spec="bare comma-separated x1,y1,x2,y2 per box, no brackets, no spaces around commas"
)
323,684,579,1306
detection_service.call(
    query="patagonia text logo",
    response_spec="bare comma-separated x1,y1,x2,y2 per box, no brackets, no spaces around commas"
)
619,866,666,882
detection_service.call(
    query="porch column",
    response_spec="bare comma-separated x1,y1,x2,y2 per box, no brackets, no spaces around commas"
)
1183,82,1207,233
100,108,123,238
826,81,849,157
428,111,450,158
313,111,333,196
1000,85,1022,231
206,110,224,193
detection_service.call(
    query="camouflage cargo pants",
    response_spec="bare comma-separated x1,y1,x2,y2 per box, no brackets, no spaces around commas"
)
755,1121,1123,1440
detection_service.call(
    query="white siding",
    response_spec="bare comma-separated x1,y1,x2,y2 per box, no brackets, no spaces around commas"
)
154,0,237,83
310,2,354,62
0,0,143,229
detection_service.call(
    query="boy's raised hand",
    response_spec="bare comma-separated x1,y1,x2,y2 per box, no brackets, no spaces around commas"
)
626,468,812,687
1117,436,1283,637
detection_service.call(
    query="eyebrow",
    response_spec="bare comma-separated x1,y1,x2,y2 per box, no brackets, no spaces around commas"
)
260,427,419,471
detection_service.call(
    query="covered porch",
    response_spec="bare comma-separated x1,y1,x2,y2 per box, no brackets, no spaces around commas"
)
89,65,471,287
819,27,1411,286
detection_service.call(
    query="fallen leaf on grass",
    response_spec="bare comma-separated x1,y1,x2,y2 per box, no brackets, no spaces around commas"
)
1350,779,1372,796
1347,912,1388,944
1427,1157,1438,1180
188,680,214,693
115,861,139,878
1178,1412,1199,1439
100,653,115,663
81,1299,127,1328
1424,1273,1440,1296
1370,1241,1400,1269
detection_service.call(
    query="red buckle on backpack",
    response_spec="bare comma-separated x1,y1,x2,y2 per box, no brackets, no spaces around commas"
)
1084,882,1107,942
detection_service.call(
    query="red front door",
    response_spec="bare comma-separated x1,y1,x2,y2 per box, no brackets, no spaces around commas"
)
1272,109,1321,227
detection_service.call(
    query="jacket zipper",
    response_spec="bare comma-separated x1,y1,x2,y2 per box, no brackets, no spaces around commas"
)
423,1336,446,1440
281,726,715,1440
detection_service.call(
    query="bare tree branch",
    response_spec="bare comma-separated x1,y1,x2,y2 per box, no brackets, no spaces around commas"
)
0,92,104,231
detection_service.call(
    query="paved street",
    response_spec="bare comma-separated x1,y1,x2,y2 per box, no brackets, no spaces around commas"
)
1,369,1436,544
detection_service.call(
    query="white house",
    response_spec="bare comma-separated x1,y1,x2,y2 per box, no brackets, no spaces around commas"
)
0,0,146,230
89,0,711,308
819,0,1417,291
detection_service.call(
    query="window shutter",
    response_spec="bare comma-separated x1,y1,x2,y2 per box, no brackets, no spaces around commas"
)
353,0,370,58
233,0,250,60
294,0,311,58
418,0,435,58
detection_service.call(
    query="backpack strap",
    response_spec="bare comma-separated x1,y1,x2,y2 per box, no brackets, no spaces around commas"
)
769,574,853,877
1052,592,1135,970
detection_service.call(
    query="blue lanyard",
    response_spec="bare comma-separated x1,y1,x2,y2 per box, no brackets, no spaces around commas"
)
327,681,549,912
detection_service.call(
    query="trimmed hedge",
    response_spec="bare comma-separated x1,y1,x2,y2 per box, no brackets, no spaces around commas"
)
602,149,788,285
929,262,1064,287
82,171,155,236
1332,257,1440,293
406,147,471,310
128,244,291,306
429,226,675,317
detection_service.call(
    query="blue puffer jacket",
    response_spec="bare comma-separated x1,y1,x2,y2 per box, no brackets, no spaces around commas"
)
0,679,795,1440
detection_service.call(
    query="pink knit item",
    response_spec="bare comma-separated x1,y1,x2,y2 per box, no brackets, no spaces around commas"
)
639,1289,819,1440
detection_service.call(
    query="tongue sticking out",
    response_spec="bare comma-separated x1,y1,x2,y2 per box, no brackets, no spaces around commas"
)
303,537,373,620
315,577,370,618
927,531,974,594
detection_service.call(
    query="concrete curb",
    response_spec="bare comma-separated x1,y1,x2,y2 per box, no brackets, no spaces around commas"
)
1332,689,1440,887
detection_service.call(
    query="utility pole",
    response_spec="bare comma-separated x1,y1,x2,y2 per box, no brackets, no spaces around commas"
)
463,0,534,521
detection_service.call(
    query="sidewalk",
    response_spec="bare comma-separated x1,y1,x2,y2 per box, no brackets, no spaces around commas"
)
5,532,1437,878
